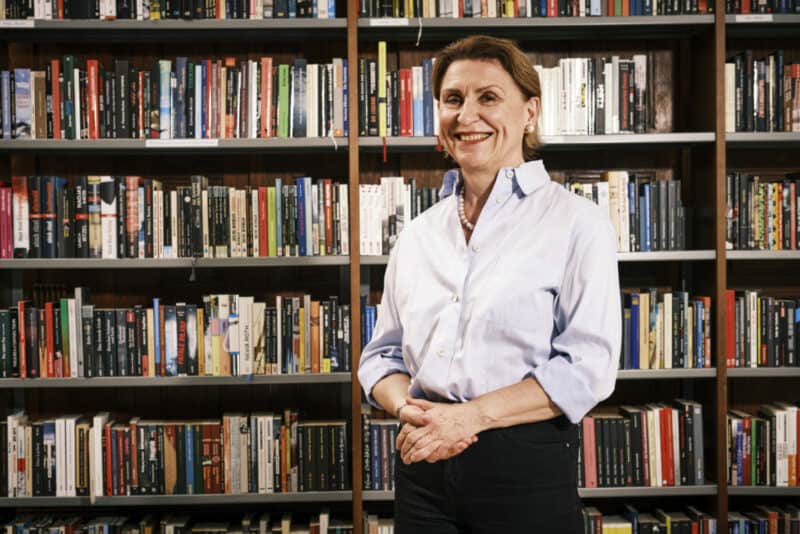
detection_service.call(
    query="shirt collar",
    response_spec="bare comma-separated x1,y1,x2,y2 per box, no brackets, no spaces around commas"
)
439,159,551,199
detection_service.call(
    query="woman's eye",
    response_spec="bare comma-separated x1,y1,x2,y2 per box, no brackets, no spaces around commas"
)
446,96,462,105
480,93,496,102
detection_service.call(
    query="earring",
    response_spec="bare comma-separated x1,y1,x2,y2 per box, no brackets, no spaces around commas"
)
525,124,535,134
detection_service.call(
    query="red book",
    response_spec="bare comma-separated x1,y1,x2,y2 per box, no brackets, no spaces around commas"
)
86,60,100,140
741,0,750,12
659,406,674,486
324,179,333,254
118,429,127,495
581,417,598,488
726,290,736,367
698,0,707,11
0,187,9,258
129,420,138,492
56,0,63,18
51,59,62,139
125,176,139,258
206,60,214,139
104,423,114,496
258,186,268,256
742,416,752,485
45,301,55,378
18,300,27,378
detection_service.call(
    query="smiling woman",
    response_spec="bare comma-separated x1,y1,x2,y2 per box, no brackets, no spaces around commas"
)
358,35,622,534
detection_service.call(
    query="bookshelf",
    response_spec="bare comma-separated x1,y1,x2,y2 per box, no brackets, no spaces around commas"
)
0,3,797,533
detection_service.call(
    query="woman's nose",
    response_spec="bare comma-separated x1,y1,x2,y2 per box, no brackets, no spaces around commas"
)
457,98,480,124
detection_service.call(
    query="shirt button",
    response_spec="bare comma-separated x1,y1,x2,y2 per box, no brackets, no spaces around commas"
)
505,169,513,179
451,294,460,303
471,244,480,253
495,197,502,204
437,350,445,357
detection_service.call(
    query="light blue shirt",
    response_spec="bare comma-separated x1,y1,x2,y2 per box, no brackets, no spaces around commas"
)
357,159,621,424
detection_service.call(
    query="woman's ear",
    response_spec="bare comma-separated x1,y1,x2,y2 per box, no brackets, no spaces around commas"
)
526,96,541,128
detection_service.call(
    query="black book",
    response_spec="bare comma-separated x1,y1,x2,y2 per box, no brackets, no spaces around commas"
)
24,305,39,378
27,176,42,258
92,308,104,376
181,186,192,258
130,65,139,138
176,424,186,494
116,177,126,258
115,60,130,139
32,422,44,496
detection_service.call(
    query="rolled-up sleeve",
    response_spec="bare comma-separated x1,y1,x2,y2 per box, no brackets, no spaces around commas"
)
357,239,410,409
533,215,621,424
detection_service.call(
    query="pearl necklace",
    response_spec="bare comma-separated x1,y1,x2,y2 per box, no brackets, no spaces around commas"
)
457,188,475,231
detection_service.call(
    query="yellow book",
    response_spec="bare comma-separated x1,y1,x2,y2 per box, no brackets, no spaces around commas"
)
503,0,514,16
378,41,387,137
146,308,155,377
267,186,277,257
197,307,205,376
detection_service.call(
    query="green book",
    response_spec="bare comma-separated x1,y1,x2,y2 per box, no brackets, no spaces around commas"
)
278,64,290,139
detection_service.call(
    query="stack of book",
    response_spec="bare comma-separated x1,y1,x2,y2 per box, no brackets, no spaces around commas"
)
581,505,716,534
724,290,799,368
360,412,399,491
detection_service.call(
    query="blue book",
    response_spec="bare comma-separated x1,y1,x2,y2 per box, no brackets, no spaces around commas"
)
296,178,306,256
288,0,296,16
342,59,348,136
422,59,433,136
13,68,31,139
275,178,283,255
153,298,161,372
165,305,177,376
185,424,195,494
200,63,207,138
540,0,547,15
43,421,56,494
590,0,601,14
111,425,119,495
735,419,743,486
292,59,307,137
695,300,704,368
370,424,381,490
1,71,10,139
628,181,637,251
328,0,335,17
629,294,640,369
412,71,423,137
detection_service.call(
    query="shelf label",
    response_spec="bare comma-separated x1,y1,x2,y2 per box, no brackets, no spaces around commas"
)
145,138,219,148
369,17,409,26
734,14,773,22
0,19,35,27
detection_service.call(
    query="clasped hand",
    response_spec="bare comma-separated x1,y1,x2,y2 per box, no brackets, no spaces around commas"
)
396,398,481,465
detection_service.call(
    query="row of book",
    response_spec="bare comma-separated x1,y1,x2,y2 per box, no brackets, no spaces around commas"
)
358,178,439,256
360,413,398,491
581,505,717,534
359,47,665,138
724,0,800,14
724,290,799,368
724,51,800,134
563,171,690,252
360,0,715,17
1,175,350,260
0,289,352,379
9,0,337,19
579,400,705,488
2,411,350,497
2,56,348,140
725,173,800,251
3,514,354,534
621,290,712,370
727,402,799,487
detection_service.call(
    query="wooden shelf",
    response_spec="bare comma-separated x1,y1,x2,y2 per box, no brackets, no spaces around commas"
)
363,485,718,501
726,132,800,148
727,486,800,496
727,368,800,378
725,14,800,36
0,373,352,388
362,250,716,265
0,138,348,154
361,133,715,152
0,257,349,269
0,492,353,507
617,368,716,379
726,250,800,260
358,15,714,41
0,18,347,41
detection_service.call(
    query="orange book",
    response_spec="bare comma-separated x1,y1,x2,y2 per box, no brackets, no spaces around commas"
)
51,60,62,139
86,60,100,140
45,302,55,378
310,301,321,374
261,57,273,138
581,417,598,488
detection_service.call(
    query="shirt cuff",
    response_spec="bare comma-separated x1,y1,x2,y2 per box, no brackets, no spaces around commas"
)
358,357,410,410
532,356,606,425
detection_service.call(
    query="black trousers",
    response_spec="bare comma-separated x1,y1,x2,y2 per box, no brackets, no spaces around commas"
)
394,415,583,534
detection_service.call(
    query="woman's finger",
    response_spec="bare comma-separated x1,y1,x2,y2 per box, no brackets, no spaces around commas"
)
409,438,444,463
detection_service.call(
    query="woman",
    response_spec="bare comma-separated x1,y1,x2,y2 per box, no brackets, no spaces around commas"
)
358,35,621,533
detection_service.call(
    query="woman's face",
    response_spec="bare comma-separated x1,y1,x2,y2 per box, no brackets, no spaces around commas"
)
438,58,538,178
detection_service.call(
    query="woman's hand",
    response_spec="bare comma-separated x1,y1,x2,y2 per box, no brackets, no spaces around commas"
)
397,398,483,464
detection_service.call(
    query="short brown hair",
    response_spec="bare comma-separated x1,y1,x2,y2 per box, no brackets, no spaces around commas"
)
432,35,542,161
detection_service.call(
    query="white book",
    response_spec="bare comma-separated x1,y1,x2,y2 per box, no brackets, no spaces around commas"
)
265,416,274,492
73,67,81,139
91,412,110,497
340,183,349,255
251,189,259,257
239,296,253,375
67,298,78,378
671,407,680,485
195,64,203,138
250,60,259,138
603,62,613,135
138,186,145,258
100,176,117,259
7,413,20,496
725,63,736,133
306,64,317,138
66,416,77,496
610,56,620,134
55,418,65,496
304,178,313,255
170,190,178,259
